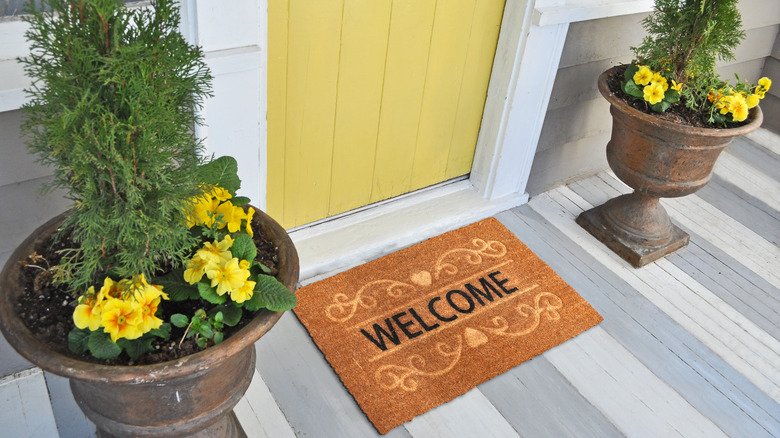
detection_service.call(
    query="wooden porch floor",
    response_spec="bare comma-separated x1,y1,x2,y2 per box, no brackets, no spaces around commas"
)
2,129,778,437
238,128,780,437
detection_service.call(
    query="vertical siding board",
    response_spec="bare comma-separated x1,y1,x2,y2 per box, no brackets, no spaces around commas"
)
284,0,344,226
371,0,437,203
446,0,505,180
329,0,392,216
411,0,476,191
267,0,288,221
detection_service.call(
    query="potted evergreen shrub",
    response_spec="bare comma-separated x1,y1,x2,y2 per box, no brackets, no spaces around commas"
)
577,0,771,267
0,1,298,436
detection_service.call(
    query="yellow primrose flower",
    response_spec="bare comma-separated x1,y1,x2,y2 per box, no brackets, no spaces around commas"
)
99,277,123,300
119,273,150,290
757,77,771,93
73,286,104,331
210,186,232,202
101,299,143,342
671,80,683,92
230,280,255,304
216,201,246,233
746,94,760,109
719,95,734,114
192,195,220,227
198,235,234,265
135,285,166,333
206,257,250,296
183,253,212,284
239,259,251,270
643,82,665,105
651,73,668,91
634,66,653,86
730,94,749,122
244,207,255,237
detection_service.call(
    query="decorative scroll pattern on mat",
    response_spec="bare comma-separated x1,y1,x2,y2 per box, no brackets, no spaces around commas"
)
294,218,603,434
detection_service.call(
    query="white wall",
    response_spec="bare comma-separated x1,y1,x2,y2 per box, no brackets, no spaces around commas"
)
0,109,71,375
760,29,780,133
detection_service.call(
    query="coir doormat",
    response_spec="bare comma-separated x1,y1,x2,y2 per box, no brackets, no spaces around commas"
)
293,218,603,433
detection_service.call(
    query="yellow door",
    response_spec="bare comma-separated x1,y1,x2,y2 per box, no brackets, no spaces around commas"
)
268,0,505,228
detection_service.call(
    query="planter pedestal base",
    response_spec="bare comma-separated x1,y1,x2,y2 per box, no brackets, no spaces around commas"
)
576,193,690,268
95,412,247,438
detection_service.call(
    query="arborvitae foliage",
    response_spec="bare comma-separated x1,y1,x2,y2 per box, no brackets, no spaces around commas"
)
632,0,744,110
20,0,213,293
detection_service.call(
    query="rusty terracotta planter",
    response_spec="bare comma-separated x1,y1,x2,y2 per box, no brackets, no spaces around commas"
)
577,67,763,267
0,207,299,437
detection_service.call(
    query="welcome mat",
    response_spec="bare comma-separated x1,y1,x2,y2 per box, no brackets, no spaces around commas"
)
293,218,603,433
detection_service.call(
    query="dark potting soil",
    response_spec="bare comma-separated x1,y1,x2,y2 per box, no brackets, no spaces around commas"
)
14,213,281,366
605,65,750,129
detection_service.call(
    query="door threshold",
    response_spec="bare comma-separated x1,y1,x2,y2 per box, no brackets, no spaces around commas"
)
289,180,528,285
287,175,469,233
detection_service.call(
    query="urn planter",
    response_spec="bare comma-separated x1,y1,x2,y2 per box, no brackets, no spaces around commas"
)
577,67,763,267
0,207,299,438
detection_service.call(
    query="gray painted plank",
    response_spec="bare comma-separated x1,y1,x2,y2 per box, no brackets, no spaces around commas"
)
495,206,780,437
697,175,779,246
581,173,780,298
253,312,412,438
44,373,96,438
570,174,780,339
479,357,623,438
727,136,780,183
665,242,780,342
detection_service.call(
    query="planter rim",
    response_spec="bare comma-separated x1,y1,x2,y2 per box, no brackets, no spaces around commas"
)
0,206,299,384
598,66,763,138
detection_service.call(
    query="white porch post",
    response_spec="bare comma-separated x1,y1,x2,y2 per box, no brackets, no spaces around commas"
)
470,0,569,201
471,0,653,201
180,0,268,210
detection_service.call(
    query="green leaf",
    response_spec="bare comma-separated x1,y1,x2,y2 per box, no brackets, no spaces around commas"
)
650,100,671,113
198,156,241,196
152,269,199,301
68,328,90,355
711,112,727,124
198,324,214,339
242,288,267,311
198,282,227,304
87,331,122,359
196,337,208,348
149,323,171,340
213,332,224,344
117,337,155,360
255,275,297,312
171,314,190,328
230,233,257,262
622,80,644,99
232,196,251,207
624,64,639,82
209,303,243,326
253,260,272,274
664,89,680,104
